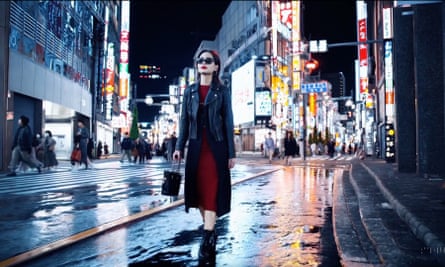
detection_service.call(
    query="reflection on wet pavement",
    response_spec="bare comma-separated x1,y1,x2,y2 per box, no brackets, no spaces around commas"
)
19,166,341,267
0,162,277,263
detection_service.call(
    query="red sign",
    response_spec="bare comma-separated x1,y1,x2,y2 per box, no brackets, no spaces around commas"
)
358,18,368,94
280,2,292,29
120,30,129,41
358,18,368,67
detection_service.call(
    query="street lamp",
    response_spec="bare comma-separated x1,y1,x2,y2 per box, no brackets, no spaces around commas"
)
345,98,354,108
144,96,154,105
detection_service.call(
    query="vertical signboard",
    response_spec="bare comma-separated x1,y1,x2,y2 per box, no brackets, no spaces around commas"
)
383,8,394,123
101,6,110,114
291,1,301,92
309,93,317,117
117,0,130,128
105,43,115,121
383,8,393,39
356,1,368,99
271,1,279,64
385,123,395,162
384,41,394,121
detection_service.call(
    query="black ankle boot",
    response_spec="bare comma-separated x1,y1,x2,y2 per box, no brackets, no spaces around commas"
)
198,230,216,265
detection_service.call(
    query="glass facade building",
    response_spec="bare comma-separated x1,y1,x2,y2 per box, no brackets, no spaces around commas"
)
0,1,124,171
9,1,99,91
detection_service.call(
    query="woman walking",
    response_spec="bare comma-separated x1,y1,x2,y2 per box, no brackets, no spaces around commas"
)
173,49,236,265
76,120,89,169
42,130,58,170
283,131,298,165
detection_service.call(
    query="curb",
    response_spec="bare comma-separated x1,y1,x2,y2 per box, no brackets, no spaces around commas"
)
360,162,445,266
349,163,407,266
332,169,373,266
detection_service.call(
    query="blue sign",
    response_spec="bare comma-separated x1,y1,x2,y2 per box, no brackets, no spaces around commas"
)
301,81,328,93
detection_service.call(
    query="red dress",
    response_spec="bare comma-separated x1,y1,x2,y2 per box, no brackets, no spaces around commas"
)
197,85,218,211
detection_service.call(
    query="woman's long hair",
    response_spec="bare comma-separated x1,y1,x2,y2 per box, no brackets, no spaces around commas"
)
196,49,222,87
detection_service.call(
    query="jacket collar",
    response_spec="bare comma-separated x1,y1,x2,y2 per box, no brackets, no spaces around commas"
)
190,83,221,105
190,82,219,91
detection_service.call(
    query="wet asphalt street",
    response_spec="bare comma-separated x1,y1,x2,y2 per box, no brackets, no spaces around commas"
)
0,156,346,267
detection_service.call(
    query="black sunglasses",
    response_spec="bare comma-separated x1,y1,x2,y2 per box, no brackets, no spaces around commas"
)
196,57,215,65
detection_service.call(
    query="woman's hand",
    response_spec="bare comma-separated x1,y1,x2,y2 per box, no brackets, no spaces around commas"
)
228,158,235,169
173,150,181,161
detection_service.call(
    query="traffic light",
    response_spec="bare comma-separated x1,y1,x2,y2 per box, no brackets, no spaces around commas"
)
305,59,319,74
385,123,395,163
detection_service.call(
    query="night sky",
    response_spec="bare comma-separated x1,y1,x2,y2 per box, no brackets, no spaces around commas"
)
129,1,356,122
129,1,231,122
302,1,357,97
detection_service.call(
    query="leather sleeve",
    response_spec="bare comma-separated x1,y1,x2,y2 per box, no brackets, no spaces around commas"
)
175,86,190,154
223,87,236,159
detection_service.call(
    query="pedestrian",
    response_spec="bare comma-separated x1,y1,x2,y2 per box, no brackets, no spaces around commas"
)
348,142,353,155
42,130,58,170
167,132,177,161
161,138,168,160
144,139,152,160
96,141,103,159
87,138,94,160
119,132,133,163
103,142,109,159
154,142,161,156
341,142,346,155
311,142,317,156
7,115,43,176
71,132,81,169
34,133,44,163
19,132,43,173
265,132,275,163
327,139,336,158
173,49,236,265
76,120,89,169
133,137,145,164
283,131,298,165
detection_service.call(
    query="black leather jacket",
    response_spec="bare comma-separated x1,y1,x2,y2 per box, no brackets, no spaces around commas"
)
175,83,236,159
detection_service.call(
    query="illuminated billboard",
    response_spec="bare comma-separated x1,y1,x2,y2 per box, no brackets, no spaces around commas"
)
357,0,368,98
231,59,255,126
105,43,115,121
118,0,130,125
255,89,272,116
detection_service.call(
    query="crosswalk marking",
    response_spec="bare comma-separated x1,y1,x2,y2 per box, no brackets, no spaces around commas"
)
241,155,357,165
0,165,166,195
0,161,277,195
1,155,354,195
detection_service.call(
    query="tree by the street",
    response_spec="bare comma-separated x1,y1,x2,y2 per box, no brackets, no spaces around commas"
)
130,106,140,140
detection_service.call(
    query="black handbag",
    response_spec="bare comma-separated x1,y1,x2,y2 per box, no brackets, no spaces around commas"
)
161,161,182,196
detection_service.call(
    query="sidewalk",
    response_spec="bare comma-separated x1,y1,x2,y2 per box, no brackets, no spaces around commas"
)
335,158,445,266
